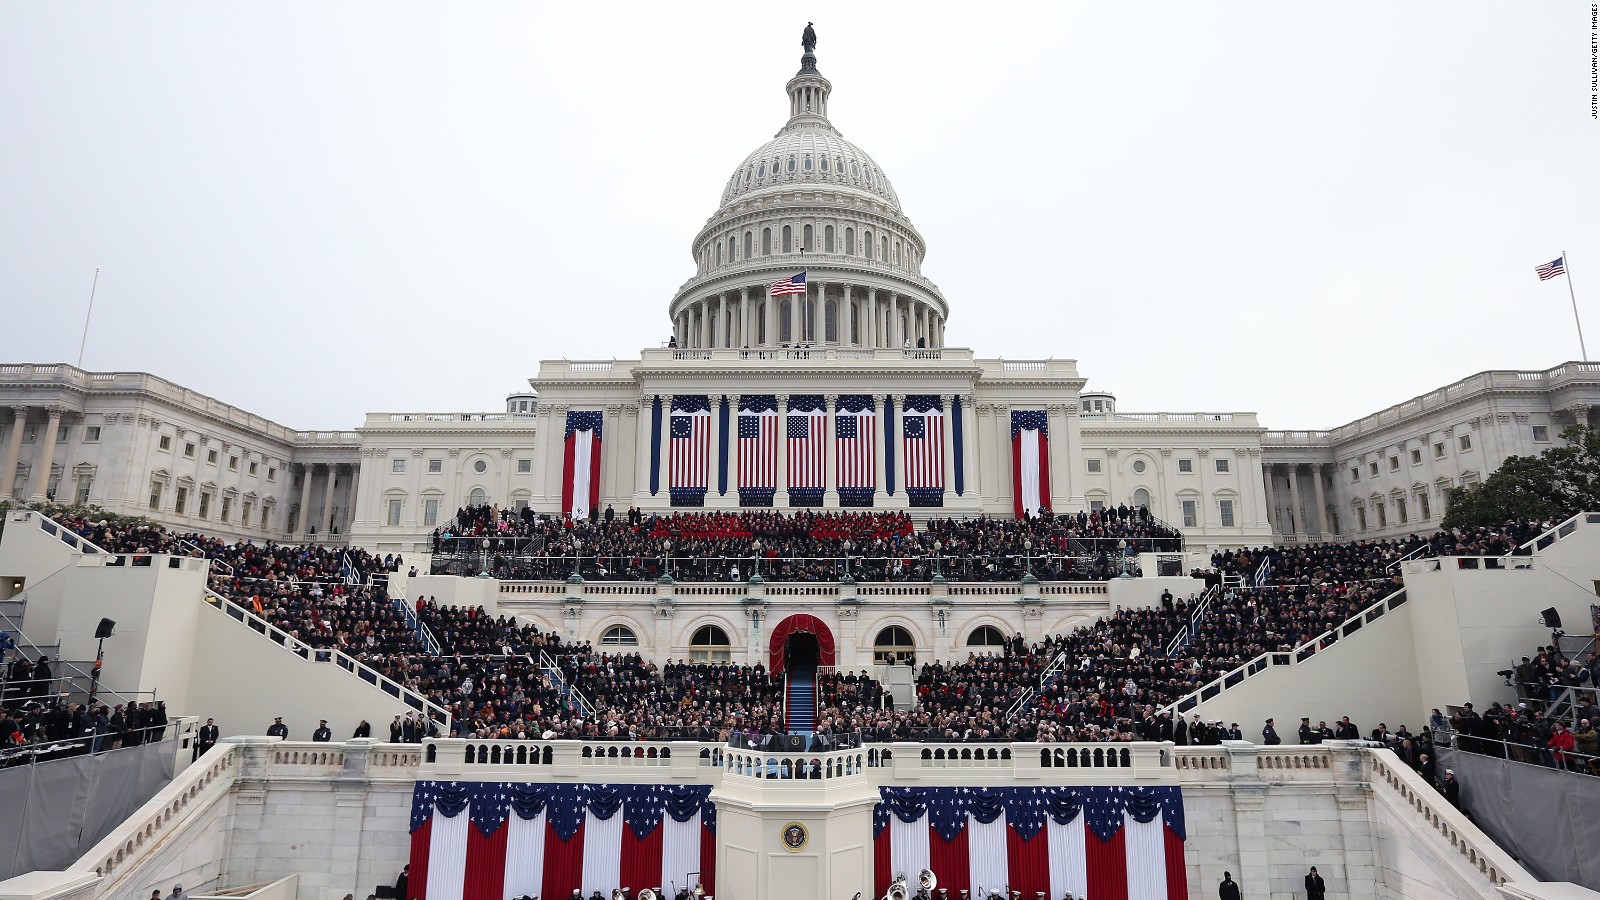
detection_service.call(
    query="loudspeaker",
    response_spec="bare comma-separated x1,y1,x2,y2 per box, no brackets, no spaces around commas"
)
94,618,116,639
1158,558,1181,577
1541,608,1562,629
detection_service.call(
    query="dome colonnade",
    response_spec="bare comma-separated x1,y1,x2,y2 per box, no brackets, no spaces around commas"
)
668,44,948,351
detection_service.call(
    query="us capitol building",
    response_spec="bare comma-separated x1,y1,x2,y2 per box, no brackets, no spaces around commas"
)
2,42,1597,561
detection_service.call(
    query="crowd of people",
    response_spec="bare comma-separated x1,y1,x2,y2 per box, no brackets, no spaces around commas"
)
430,504,1181,582
1437,640,1600,776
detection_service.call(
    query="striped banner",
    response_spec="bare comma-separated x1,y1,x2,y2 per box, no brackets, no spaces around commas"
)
903,395,945,506
836,394,876,507
786,395,827,506
669,396,711,506
738,395,778,507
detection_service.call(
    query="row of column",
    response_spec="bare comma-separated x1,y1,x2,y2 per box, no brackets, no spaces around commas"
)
676,283,945,350
1265,463,1331,541
292,462,357,540
2,405,65,503
645,393,970,504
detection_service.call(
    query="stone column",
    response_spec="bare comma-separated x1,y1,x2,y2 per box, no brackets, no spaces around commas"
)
739,287,751,348
789,290,800,345
873,394,888,502
1046,403,1070,511
1312,464,1330,537
296,464,314,538
1263,464,1281,539
823,394,838,504
763,288,775,348
1222,741,1272,896
25,406,63,503
775,394,790,506
866,288,878,347
962,397,980,501
634,396,653,503
1286,465,1303,541
892,394,908,499
657,395,674,500
322,464,339,536
842,284,854,346
888,293,901,347
344,464,359,534
1,407,26,501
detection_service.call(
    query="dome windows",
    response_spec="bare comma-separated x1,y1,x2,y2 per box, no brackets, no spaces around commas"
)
844,227,855,255
835,156,844,174
744,231,754,259
803,155,813,172
782,225,793,253
762,228,773,255
802,224,813,252
819,156,829,172
786,156,796,173
745,167,753,183
824,225,834,253
851,161,860,178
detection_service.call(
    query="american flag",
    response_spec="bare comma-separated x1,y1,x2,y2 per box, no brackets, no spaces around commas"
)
902,398,945,492
769,271,808,296
1535,256,1566,281
738,404,778,491
670,402,711,491
836,396,876,491
786,397,828,491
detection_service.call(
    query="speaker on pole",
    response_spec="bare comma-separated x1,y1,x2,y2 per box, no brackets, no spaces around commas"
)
94,618,116,639
1541,608,1562,629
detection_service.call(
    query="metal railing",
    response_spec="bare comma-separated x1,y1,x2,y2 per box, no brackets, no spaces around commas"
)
393,599,441,655
1252,556,1271,586
203,589,451,728
1165,585,1410,714
538,649,592,718
1435,726,1600,776
1512,512,1600,555
1384,542,1432,573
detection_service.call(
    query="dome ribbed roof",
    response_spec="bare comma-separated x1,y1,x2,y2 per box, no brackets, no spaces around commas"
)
718,126,902,212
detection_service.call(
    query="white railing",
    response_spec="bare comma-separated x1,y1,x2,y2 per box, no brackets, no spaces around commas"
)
1252,556,1271,586
1366,749,1525,889
1385,542,1432,572
204,589,451,728
1513,512,1600,554
1163,585,1409,715
29,511,110,555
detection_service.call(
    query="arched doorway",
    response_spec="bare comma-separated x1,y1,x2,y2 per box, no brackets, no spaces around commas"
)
768,615,836,735
767,614,836,673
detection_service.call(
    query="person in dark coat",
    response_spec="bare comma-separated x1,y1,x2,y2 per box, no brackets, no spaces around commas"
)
390,715,404,743
352,720,371,738
30,656,52,699
1304,866,1326,900
1262,718,1281,745
393,865,409,900
1219,871,1242,900
312,720,332,742
195,718,219,759
267,717,289,739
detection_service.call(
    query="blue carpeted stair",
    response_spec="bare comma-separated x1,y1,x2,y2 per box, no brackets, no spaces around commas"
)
786,668,816,733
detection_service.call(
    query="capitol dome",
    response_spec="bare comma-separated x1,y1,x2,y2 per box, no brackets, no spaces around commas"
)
668,39,947,352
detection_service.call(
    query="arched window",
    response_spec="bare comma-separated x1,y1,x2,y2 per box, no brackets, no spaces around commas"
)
786,156,796,173
758,162,767,178
824,225,835,253
779,300,792,343
851,161,860,178
762,228,772,255
825,301,837,343
728,236,736,262
690,625,731,662
881,236,889,261
468,488,488,507
802,224,813,252
715,243,723,266
782,225,793,253
803,155,813,172
744,166,753,183
745,231,754,258
894,240,901,265
601,625,638,646
873,626,916,665
758,305,767,344
1132,488,1152,509
967,625,1006,648
863,230,874,260
844,227,855,255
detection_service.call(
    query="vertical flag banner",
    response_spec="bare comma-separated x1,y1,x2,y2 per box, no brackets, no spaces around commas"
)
902,395,945,507
1011,410,1051,519
786,394,827,507
836,394,877,507
409,781,716,900
561,411,604,520
669,395,712,506
872,786,1187,900
737,395,778,507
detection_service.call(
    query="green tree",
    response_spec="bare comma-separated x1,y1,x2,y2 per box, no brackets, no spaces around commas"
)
1442,424,1600,528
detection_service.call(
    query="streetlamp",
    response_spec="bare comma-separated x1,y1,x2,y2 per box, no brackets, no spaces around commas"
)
750,539,763,582
931,539,944,584
662,539,673,581
569,538,584,583
480,538,490,577
842,539,853,581
1118,539,1131,579
1023,539,1033,577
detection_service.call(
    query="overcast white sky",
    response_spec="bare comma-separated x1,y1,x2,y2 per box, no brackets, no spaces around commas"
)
2,3,1596,431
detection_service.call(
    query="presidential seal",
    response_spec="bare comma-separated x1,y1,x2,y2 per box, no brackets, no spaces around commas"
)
780,820,809,852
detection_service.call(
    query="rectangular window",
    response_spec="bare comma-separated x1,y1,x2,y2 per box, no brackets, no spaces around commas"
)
1396,497,1408,524
423,498,440,526
1214,458,1230,473
220,496,232,523
1089,499,1105,511
260,506,270,528
428,459,442,474
75,474,93,505
267,466,277,481
57,425,69,443
1410,449,1421,465
1376,501,1387,528
228,456,239,471
207,449,218,465
1418,492,1431,520
1357,506,1368,531
175,486,188,515
148,480,163,511
248,461,257,476
1219,499,1235,527
1178,459,1193,473
387,498,403,526
1350,467,1360,482
514,499,529,513
184,442,196,458
1388,456,1399,471
159,435,172,452
392,458,406,474
1434,442,1446,458
1181,499,1197,528
198,491,211,519
1369,462,1379,477
1532,425,1549,442
242,500,253,526
84,426,101,442
1086,459,1102,474
1459,434,1472,451
517,459,532,474
23,424,36,442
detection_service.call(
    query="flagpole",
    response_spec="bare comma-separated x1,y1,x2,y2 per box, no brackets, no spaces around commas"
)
1564,251,1588,361
77,267,100,368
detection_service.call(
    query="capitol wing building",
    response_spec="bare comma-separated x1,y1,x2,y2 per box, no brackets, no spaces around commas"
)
3,44,1598,558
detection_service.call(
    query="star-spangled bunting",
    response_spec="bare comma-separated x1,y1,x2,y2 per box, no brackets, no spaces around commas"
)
670,416,694,438
410,780,715,841
836,417,857,439
564,410,604,440
1011,409,1048,439
873,785,1184,843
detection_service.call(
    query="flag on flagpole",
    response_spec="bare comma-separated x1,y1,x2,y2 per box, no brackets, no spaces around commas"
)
1535,257,1566,281
769,272,808,296
1011,410,1052,519
408,781,716,900
561,411,604,520
737,395,779,507
873,786,1188,900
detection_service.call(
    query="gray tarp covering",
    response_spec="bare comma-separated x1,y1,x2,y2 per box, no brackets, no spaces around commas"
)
0,739,174,879
1440,746,1600,890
